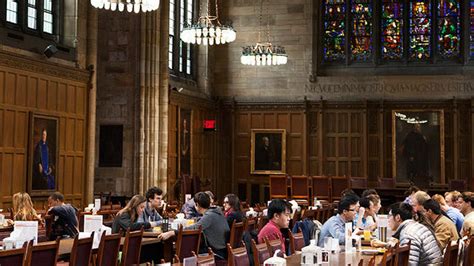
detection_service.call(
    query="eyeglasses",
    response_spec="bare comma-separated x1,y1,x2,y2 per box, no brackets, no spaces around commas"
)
347,209,356,212
223,201,229,204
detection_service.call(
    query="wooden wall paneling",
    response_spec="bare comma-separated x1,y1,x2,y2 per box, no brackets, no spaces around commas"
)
5,72,15,105
2,154,13,198
445,111,454,180
471,98,474,189
47,81,58,111
303,103,308,175
318,103,324,175
379,102,385,181
27,77,38,108
362,104,368,178
58,83,67,112
385,110,393,179
458,103,470,180
73,157,83,194
4,110,14,147
66,85,76,113
367,107,379,181
16,74,27,107
453,101,459,180
308,111,318,175
0,70,4,103
37,79,47,109
168,104,178,200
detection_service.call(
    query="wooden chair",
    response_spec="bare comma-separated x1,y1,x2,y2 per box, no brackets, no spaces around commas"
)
330,176,348,201
290,175,310,206
120,228,143,266
251,239,270,266
393,240,410,266
264,238,284,257
443,240,459,266
77,211,93,232
358,258,364,266
24,238,60,266
380,245,395,266
463,235,474,266
288,230,304,255
227,243,250,266
312,176,330,201
269,174,288,199
367,255,376,266
257,215,269,232
290,209,301,230
69,231,95,266
245,216,257,234
95,231,121,266
348,176,367,189
0,245,27,266
192,248,216,265
175,225,202,262
229,220,247,248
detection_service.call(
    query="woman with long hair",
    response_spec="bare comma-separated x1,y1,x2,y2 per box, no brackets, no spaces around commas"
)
223,193,244,228
112,194,158,234
9,192,43,225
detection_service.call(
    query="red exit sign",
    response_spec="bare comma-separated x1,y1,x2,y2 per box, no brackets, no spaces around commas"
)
203,119,216,131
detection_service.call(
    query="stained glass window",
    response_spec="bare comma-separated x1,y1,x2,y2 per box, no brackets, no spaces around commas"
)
438,0,460,58
470,1,474,57
409,1,431,60
323,0,346,62
351,0,373,61
381,1,404,60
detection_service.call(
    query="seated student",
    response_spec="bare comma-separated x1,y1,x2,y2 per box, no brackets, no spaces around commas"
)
459,192,474,222
257,199,291,253
387,202,442,265
181,191,216,219
112,195,159,234
223,193,244,228
47,192,79,240
432,194,464,233
318,194,360,247
355,197,377,231
445,190,462,209
9,192,43,225
138,186,163,224
159,192,230,259
422,199,459,250
462,219,474,237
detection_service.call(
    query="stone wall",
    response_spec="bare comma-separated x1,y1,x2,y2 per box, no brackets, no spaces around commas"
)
95,11,140,196
214,0,474,101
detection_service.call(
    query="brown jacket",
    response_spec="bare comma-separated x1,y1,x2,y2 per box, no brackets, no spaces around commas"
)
433,214,459,250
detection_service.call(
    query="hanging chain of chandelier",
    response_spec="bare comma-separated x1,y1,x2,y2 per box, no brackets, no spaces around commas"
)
90,0,160,13
180,0,236,45
241,0,287,66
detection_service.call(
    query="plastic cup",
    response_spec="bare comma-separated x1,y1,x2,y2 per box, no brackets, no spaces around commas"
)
364,230,371,241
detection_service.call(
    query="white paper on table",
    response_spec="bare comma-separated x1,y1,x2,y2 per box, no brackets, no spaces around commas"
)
94,199,101,210
14,221,38,244
84,215,103,249
345,222,353,253
377,215,388,227
185,194,192,202
183,256,197,266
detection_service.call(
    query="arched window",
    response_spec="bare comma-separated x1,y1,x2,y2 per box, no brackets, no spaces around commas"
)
320,0,471,69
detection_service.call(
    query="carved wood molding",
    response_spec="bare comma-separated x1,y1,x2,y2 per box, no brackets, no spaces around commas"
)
169,90,217,109
0,50,89,83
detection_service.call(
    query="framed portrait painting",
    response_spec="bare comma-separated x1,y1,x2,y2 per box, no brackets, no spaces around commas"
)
28,114,59,196
251,129,286,174
392,110,445,187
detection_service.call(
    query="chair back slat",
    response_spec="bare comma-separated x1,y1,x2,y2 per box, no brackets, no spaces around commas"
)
269,175,288,199
251,239,270,266
264,238,284,258
229,220,246,248
120,228,143,266
0,245,27,266
288,230,304,255
464,235,474,266
312,176,330,201
291,175,310,205
70,232,94,266
227,243,250,266
96,231,121,266
443,240,459,266
393,240,410,266
175,225,202,262
193,248,216,265
25,238,60,266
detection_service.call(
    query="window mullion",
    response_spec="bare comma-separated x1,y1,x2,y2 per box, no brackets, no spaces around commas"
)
403,0,409,64
374,1,380,65
431,0,437,64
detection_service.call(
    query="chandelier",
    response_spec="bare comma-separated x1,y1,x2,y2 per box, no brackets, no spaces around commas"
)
90,0,160,13
180,0,236,45
241,0,287,66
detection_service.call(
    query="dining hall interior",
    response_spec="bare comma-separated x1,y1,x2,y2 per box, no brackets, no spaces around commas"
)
0,0,474,265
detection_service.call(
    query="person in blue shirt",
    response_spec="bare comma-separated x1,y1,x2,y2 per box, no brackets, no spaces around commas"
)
318,194,360,247
432,194,464,233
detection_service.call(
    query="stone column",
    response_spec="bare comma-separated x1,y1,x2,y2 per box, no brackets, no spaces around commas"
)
85,4,98,203
137,5,169,195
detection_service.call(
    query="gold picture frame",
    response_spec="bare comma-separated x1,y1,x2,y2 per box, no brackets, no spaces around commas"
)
392,110,445,187
251,129,286,175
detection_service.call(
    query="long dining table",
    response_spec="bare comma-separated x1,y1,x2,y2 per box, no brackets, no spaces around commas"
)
285,249,384,266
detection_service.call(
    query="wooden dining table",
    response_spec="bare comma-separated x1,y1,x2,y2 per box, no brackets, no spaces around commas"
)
285,249,384,266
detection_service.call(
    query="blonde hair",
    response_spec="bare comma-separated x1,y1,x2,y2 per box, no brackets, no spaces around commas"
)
413,191,430,205
463,219,474,237
117,195,146,222
12,192,41,222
